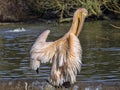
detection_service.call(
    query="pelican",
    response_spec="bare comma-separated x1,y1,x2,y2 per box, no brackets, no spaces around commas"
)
30,8,88,87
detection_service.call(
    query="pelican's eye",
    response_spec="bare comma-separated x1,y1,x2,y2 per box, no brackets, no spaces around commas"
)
82,12,87,17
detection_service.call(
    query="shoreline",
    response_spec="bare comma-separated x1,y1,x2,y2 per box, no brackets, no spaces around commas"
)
0,79,120,90
0,17,120,24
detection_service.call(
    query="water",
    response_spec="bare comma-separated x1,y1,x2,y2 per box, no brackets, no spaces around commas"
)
0,20,120,83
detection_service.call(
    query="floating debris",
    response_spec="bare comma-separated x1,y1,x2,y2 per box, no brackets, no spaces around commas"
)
110,24,120,29
6,28,26,32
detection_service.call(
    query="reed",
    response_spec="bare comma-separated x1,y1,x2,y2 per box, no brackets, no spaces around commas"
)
103,0,120,14
28,0,120,22
0,0,120,22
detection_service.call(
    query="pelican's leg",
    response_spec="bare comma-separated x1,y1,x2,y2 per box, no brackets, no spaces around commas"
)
62,81,71,88
46,79,71,88
45,79,63,88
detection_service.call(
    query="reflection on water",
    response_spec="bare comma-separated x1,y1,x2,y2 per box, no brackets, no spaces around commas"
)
0,20,120,84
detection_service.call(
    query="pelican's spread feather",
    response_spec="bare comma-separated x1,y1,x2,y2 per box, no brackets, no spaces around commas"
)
30,31,82,86
30,30,55,70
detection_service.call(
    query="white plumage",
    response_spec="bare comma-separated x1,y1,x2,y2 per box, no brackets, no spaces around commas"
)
30,8,88,87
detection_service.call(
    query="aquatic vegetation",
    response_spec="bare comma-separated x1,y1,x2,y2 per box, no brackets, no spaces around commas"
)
103,0,120,14
79,0,102,17
28,0,120,22
0,0,119,22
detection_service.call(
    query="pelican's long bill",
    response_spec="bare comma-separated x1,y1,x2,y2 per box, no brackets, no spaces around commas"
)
76,9,88,36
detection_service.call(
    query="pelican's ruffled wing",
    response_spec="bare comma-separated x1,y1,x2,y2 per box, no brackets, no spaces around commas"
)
30,30,82,85
30,30,56,70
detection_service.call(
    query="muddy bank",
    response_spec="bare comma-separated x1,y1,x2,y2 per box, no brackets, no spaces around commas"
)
0,79,120,90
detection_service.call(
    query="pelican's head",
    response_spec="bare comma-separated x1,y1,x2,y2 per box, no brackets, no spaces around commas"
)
80,8,88,17
74,8,88,19
78,8,88,23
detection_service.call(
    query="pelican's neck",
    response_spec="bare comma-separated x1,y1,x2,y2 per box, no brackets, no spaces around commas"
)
68,9,86,37
69,13,79,35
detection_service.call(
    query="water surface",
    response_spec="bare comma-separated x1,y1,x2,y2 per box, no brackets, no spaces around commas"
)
0,20,120,84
